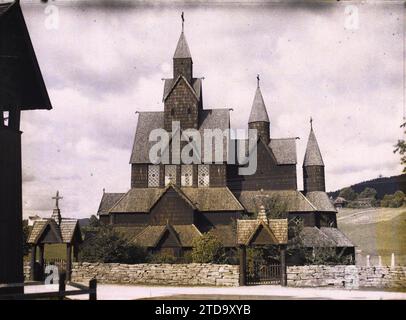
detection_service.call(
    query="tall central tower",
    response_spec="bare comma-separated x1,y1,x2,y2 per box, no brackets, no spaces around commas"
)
163,14,201,132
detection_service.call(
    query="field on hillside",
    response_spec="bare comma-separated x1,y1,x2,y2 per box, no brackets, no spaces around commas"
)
337,207,406,265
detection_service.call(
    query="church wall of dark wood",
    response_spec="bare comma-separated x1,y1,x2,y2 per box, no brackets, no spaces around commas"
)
164,78,199,131
227,142,297,191
288,212,316,227
173,58,193,84
317,212,337,228
195,211,240,232
150,188,195,225
303,165,325,192
110,213,149,225
209,164,227,187
131,164,148,188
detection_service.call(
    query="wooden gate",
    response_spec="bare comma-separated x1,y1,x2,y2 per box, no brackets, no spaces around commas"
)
246,262,281,285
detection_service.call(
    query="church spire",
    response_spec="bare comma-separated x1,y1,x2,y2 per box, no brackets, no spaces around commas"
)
248,75,270,123
173,12,192,59
303,119,324,167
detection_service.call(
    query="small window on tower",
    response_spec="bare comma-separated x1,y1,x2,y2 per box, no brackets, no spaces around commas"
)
187,107,191,115
148,165,160,187
2,111,9,126
198,165,210,187
165,165,177,186
181,165,193,187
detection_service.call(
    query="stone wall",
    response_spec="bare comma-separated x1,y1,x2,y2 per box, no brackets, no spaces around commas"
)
287,265,406,289
71,262,239,286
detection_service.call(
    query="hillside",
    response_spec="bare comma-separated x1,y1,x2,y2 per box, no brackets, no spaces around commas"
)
328,174,406,199
338,207,406,265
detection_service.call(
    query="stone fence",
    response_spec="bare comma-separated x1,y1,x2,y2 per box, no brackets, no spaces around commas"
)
23,262,405,289
287,265,406,289
71,262,239,286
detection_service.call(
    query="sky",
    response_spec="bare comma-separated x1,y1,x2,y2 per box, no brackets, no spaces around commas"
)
18,0,405,219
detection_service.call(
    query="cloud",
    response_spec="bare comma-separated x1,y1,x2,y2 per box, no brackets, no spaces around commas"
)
19,2,404,218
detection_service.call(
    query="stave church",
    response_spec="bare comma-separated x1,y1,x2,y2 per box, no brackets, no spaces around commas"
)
97,17,354,262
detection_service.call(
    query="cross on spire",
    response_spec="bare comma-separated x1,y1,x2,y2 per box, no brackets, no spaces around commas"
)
52,190,63,209
181,12,184,32
310,116,313,130
257,74,260,88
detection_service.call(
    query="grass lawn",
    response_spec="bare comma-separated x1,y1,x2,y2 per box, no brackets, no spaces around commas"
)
338,207,406,265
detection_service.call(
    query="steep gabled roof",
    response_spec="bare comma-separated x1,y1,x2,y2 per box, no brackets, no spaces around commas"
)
129,108,231,164
163,75,199,102
163,77,201,102
173,32,192,59
237,219,288,245
28,218,81,244
269,138,297,165
303,127,324,166
305,191,336,212
0,1,52,110
97,192,125,216
248,86,269,123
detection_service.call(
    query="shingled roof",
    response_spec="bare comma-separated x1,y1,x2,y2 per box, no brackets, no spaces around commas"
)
109,188,166,213
303,127,324,166
130,108,230,164
163,77,201,102
97,192,125,216
237,219,288,245
182,187,244,212
238,190,317,214
108,186,243,214
173,32,192,59
269,138,297,165
248,86,269,123
300,226,354,247
305,191,336,212
0,1,52,110
28,219,81,244
133,224,201,248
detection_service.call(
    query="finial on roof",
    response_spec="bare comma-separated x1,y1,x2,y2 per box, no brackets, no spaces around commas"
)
181,11,184,32
310,116,313,130
257,205,268,221
257,74,260,88
52,190,63,210
103,188,105,194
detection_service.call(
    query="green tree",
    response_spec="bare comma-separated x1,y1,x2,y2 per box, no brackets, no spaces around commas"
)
79,225,146,263
394,122,406,172
381,190,405,208
358,187,377,199
191,231,224,263
338,187,357,201
88,215,101,228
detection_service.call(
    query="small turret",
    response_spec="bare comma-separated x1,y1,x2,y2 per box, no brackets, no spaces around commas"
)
303,118,325,192
248,75,270,144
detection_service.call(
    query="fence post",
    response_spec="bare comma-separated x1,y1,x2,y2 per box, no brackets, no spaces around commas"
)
58,271,66,301
366,255,370,267
391,253,395,268
89,279,97,301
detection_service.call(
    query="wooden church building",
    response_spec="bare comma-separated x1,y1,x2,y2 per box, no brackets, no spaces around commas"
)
97,17,354,261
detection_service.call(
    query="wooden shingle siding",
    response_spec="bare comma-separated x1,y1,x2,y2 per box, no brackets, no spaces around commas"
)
111,213,149,225
209,164,227,187
131,164,148,188
303,166,325,192
227,141,297,191
150,188,195,225
164,77,199,131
